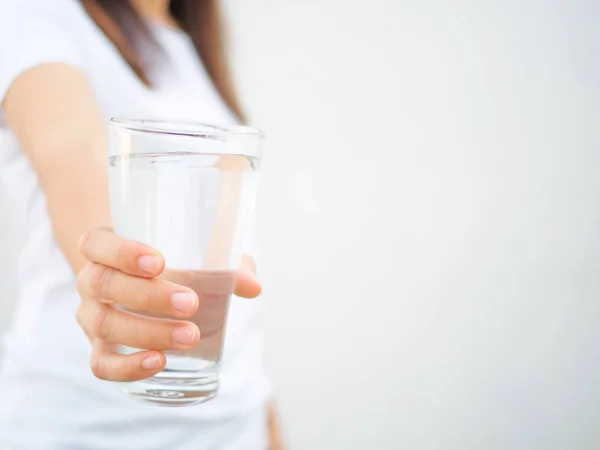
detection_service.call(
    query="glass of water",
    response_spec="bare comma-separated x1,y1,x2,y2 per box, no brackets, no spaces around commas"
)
108,119,263,406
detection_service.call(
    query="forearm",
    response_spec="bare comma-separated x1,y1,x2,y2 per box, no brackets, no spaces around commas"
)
268,401,286,450
43,161,111,273
5,64,111,274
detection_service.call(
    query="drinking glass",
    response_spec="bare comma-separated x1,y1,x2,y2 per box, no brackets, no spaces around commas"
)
108,119,263,406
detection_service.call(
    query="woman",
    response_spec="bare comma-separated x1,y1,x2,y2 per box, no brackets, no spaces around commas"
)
0,0,283,448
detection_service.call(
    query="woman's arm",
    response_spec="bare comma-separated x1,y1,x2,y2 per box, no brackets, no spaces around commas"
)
268,401,286,450
7,63,282,444
4,63,261,381
4,63,110,272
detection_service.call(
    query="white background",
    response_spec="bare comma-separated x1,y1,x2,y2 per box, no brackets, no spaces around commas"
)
2,1,600,449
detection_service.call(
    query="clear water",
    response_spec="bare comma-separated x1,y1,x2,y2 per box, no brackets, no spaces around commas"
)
108,152,259,406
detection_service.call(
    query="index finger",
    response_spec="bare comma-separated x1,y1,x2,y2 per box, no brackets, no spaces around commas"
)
78,227,164,277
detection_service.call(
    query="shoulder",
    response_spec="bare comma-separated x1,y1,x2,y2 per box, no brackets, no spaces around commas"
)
0,0,93,104
0,0,91,46
0,0,87,23
0,0,92,49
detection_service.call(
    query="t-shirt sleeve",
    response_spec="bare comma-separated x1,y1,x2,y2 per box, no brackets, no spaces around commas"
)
0,0,86,105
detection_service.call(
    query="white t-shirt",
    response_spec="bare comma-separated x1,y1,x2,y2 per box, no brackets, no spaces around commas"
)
0,1,271,448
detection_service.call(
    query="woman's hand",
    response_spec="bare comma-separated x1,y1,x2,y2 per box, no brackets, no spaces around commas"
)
75,227,261,382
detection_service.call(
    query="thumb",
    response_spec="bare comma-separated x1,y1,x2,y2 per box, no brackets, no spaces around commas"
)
234,254,262,298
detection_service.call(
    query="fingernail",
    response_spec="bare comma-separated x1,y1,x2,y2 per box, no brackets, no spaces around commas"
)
138,256,160,274
170,292,197,314
172,326,197,346
142,355,163,370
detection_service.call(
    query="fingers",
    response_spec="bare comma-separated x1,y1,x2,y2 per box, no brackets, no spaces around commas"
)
77,263,198,318
234,269,262,298
78,227,164,277
76,302,200,351
90,341,166,382
75,231,262,383
234,254,262,298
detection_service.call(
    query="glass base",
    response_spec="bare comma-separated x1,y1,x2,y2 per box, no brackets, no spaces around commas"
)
120,372,219,407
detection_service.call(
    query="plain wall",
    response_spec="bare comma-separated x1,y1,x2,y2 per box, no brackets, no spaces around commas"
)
1,1,599,449
224,1,600,449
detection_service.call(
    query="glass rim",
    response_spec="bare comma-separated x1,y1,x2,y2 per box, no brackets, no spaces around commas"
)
109,118,265,140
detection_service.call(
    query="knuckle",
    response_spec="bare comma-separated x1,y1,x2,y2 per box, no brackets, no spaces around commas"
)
109,240,138,269
121,363,141,382
75,305,85,328
138,285,155,312
89,353,107,380
88,264,112,296
90,307,112,340
133,327,154,349
76,264,92,295
77,230,91,255
108,244,124,268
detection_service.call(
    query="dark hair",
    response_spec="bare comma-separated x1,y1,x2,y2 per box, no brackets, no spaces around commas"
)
79,0,244,120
